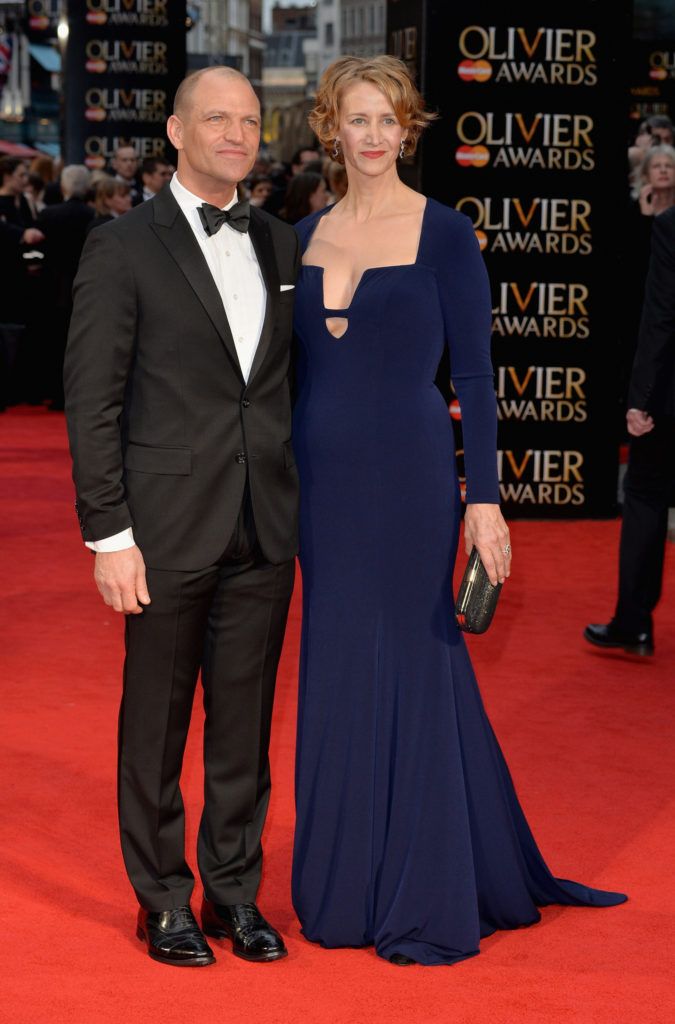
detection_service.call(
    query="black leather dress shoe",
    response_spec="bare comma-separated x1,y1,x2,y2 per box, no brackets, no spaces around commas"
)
137,906,215,967
583,622,654,656
201,899,287,962
389,952,416,966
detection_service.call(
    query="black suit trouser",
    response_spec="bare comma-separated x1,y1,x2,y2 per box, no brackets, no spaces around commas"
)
118,488,295,910
614,417,675,634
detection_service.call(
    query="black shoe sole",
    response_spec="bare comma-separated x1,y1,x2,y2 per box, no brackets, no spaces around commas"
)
202,926,288,962
137,926,216,967
583,628,654,656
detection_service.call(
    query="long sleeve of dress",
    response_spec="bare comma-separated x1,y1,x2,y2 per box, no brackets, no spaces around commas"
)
431,208,499,504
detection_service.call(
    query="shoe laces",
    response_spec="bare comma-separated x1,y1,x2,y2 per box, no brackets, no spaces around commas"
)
166,906,196,931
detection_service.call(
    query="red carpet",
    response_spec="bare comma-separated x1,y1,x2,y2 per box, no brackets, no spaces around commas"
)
2,407,674,1023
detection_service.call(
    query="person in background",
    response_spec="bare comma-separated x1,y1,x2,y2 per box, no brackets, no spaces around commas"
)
29,154,56,187
0,158,44,409
585,205,675,656
86,177,133,233
326,159,348,201
290,146,320,176
141,157,172,201
263,145,321,218
111,145,141,205
37,165,94,410
622,145,675,402
31,154,62,205
636,144,675,216
645,114,675,147
628,116,675,196
25,172,47,216
0,157,36,229
280,171,330,224
248,174,273,207
250,150,273,178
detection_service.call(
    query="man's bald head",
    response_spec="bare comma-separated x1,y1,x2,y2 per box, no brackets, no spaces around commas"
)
173,66,254,120
167,66,261,203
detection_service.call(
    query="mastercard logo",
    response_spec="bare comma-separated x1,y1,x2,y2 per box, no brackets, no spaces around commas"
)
29,15,50,29
85,59,107,73
455,145,490,168
85,155,106,170
457,60,493,83
474,229,488,251
86,11,108,24
649,68,668,80
450,400,462,421
85,107,107,122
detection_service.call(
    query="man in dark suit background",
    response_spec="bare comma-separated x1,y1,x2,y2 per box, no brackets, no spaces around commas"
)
64,67,300,967
37,165,94,410
585,206,675,656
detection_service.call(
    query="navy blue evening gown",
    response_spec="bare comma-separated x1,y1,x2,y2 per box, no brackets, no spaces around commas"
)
290,200,626,966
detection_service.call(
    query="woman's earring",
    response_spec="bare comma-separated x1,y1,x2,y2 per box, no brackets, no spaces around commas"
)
399,139,406,160
331,139,340,159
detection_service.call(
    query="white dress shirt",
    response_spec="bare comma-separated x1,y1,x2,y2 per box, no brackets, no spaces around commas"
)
86,173,267,553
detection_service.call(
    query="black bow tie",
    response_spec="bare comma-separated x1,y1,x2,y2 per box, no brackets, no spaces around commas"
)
198,199,250,236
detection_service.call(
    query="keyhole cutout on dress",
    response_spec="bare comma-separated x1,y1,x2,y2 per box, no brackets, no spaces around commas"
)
325,316,349,340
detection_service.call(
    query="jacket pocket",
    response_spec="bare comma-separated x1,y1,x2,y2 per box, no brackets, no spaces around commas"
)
124,442,192,475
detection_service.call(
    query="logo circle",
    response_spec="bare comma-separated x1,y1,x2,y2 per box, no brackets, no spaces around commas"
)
457,59,493,83
455,145,490,169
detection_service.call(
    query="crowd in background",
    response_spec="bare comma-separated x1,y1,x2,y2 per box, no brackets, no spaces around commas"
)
1,116,674,415
622,114,675,398
0,141,346,413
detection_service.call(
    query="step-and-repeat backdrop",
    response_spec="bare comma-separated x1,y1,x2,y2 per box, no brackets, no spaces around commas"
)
389,0,630,517
63,0,186,168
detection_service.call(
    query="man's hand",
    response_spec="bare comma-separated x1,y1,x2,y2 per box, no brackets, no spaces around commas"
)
22,227,45,245
94,546,151,614
626,408,655,437
463,503,511,586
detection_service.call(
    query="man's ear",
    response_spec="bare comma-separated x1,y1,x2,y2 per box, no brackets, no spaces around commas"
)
167,115,183,151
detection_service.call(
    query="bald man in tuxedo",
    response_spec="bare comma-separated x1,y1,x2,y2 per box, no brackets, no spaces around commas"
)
65,68,299,967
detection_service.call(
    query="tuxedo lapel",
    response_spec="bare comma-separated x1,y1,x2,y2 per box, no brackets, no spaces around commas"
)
247,208,280,384
149,185,244,380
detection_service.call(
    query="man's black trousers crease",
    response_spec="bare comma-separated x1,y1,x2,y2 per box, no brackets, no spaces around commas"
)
117,487,295,911
615,416,675,635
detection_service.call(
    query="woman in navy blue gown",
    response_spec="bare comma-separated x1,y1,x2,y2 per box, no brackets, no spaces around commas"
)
291,55,626,967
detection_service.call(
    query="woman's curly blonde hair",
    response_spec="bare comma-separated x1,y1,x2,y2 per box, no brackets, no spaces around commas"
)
309,55,437,164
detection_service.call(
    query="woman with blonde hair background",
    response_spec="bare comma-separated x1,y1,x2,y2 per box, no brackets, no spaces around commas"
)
86,176,132,233
291,55,625,967
635,143,675,214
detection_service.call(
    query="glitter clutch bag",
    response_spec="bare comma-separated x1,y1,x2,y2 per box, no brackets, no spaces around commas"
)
455,547,502,634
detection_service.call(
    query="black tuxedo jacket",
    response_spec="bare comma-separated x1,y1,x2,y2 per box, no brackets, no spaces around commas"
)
629,206,675,418
64,183,300,571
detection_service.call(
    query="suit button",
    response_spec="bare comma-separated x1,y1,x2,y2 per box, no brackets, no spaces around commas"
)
235,452,247,464
242,399,250,408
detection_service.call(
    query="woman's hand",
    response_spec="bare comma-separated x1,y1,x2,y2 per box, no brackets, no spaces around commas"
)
463,503,511,586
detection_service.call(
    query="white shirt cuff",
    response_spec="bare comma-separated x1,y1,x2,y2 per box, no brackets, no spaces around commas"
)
85,528,135,552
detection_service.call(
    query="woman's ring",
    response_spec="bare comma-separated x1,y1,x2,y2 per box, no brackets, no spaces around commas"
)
504,544,511,556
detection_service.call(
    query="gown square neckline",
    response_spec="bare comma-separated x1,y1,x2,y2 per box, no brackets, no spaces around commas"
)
301,199,430,315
